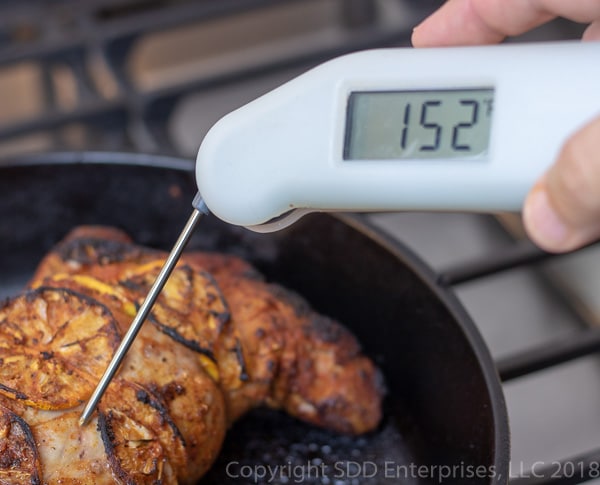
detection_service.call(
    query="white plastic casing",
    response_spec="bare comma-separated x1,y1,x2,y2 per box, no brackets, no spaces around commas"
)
196,41,600,231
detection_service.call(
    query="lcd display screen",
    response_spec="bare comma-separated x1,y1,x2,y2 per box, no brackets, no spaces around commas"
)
344,88,494,160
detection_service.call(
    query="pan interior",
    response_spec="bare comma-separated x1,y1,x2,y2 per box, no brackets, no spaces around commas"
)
0,161,507,484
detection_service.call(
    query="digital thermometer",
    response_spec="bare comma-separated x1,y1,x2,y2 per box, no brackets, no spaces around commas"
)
196,40,600,232
80,40,600,424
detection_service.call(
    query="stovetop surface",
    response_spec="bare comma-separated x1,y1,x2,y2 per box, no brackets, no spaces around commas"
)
371,212,600,479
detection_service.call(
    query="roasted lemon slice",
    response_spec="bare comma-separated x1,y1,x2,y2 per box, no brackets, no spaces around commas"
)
0,287,121,410
0,403,42,483
121,263,229,359
98,380,183,485
40,273,138,318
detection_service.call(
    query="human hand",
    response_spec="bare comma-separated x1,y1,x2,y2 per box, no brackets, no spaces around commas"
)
412,0,600,253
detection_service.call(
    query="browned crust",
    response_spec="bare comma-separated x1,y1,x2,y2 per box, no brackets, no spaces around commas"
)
1,224,384,483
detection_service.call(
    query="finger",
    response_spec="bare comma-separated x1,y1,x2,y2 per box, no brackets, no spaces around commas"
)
412,0,600,47
523,115,600,253
583,19,600,40
540,0,600,23
412,0,553,47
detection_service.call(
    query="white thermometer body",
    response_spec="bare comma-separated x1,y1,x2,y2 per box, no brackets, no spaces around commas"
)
195,41,600,232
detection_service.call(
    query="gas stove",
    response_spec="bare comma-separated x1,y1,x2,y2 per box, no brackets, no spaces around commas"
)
0,1,599,484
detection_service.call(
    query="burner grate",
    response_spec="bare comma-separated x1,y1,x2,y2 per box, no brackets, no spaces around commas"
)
438,239,600,485
0,0,432,157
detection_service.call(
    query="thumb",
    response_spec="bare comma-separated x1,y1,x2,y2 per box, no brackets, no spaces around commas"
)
523,114,600,253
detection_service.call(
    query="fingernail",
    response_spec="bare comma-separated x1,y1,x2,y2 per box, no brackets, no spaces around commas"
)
525,190,570,247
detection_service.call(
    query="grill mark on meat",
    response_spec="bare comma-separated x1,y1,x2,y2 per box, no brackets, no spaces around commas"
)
98,411,131,485
56,238,150,266
148,317,216,361
118,279,145,292
234,339,249,382
182,269,231,331
32,286,114,319
0,383,28,401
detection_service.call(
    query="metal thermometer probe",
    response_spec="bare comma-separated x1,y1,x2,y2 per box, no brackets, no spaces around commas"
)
79,195,208,426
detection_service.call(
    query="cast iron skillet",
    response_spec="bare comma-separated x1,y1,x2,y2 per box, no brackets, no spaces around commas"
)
0,153,509,484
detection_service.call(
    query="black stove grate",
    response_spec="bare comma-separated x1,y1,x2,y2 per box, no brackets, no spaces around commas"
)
438,239,600,485
0,0,436,156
